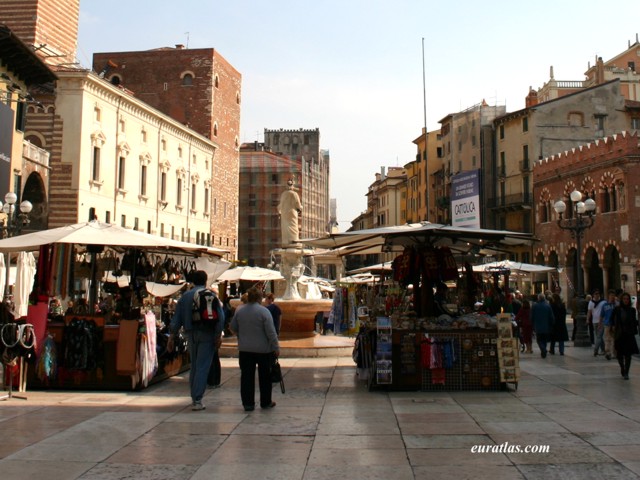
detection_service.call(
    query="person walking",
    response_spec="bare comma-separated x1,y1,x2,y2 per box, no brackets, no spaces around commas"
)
230,287,280,411
207,287,223,389
601,290,618,360
265,292,282,335
549,293,569,355
531,293,555,358
168,270,224,411
587,290,605,354
515,299,533,354
612,292,639,380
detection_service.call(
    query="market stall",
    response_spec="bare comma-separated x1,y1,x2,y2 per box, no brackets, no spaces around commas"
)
0,221,229,392
304,222,534,392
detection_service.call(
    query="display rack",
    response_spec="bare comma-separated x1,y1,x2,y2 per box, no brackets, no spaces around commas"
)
495,313,520,389
375,316,392,385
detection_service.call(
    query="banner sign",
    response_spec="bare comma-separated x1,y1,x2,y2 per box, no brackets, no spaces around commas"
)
451,169,480,228
0,102,14,202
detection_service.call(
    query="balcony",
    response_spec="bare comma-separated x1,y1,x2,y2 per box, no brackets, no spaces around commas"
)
22,140,50,169
519,159,532,172
488,193,533,211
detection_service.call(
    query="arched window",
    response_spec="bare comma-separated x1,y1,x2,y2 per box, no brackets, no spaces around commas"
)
616,181,626,210
182,73,193,86
213,123,218,137
602,186,611,213
214,75,219,88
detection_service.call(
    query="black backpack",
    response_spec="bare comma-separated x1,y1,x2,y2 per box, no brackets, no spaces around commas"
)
192,288,219,323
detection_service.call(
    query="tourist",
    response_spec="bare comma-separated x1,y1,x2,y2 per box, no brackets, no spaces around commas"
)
167,270,224,411
588,290,606,355
601,290,618,360
531,293,554,358
612,292,639,380
549,293,568,355
230,287,280,411
264,292,282,335
515,299,533,353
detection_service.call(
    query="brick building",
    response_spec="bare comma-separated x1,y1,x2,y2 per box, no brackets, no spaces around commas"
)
92,47,241,258
0,24,56,231
0,0,80,68
533,131,640,297
238,143,300,267
262,128,330,241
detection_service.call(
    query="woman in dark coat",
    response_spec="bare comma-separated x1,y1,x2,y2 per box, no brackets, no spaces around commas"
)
612,292,639,380
549,293,569,355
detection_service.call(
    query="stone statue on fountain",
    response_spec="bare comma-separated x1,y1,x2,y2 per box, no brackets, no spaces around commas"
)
278,179,304,299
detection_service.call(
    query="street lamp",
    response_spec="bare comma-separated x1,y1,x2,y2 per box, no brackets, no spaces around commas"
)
553,189,596,347
0,193,33,304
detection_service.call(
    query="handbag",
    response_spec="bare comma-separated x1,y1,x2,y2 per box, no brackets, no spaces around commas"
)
270,356,285,393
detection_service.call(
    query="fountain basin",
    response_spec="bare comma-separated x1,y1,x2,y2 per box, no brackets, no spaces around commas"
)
231,298,332,339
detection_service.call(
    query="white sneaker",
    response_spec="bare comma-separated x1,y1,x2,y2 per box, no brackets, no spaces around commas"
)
192,402,206,411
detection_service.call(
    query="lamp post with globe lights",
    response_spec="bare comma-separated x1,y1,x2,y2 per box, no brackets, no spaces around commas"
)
0,192,33,304
553,190,596,347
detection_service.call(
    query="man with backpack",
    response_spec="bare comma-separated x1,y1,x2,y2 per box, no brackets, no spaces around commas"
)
167,270,224,411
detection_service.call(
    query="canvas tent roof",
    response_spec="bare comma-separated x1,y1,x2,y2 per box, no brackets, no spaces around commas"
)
0,221,229,256
302,222,535,256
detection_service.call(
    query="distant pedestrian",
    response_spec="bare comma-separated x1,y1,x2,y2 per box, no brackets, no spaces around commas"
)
587,290,605,354
612,292,639,380
531,293,554,358
601,290,618,360
265,292,282,335
230,287,280,411
515,299,533,353
549,294,568,355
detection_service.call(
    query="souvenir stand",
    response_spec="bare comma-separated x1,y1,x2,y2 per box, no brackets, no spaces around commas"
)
304,222,534,392
0,221,228,393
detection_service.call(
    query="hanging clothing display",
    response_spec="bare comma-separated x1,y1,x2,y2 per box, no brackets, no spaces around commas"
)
36,334,58,383
139,311,158,387
61,318,104,371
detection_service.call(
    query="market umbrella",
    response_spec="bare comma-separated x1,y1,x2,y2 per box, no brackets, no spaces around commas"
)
0,253,5,299
14,251,36,318
217,266,284,282
347,263,393,275
302,222,534,256
472,260,555,274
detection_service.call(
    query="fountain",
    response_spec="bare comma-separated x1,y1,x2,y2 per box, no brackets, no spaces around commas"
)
274,179,332,338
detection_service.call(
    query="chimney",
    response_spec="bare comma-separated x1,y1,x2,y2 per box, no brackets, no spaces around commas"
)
525,87,539,108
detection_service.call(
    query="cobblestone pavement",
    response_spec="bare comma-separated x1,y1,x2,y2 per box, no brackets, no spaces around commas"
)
1,344,640,479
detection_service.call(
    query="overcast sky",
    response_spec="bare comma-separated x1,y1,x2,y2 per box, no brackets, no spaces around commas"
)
76,0,640,231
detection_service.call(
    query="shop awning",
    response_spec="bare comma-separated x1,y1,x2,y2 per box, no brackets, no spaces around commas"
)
0,221,229,257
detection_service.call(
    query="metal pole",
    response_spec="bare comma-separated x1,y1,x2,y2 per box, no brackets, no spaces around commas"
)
422,37,429,222
573,216,591,347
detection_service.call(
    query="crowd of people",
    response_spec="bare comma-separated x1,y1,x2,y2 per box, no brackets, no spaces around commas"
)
514,287,639,380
